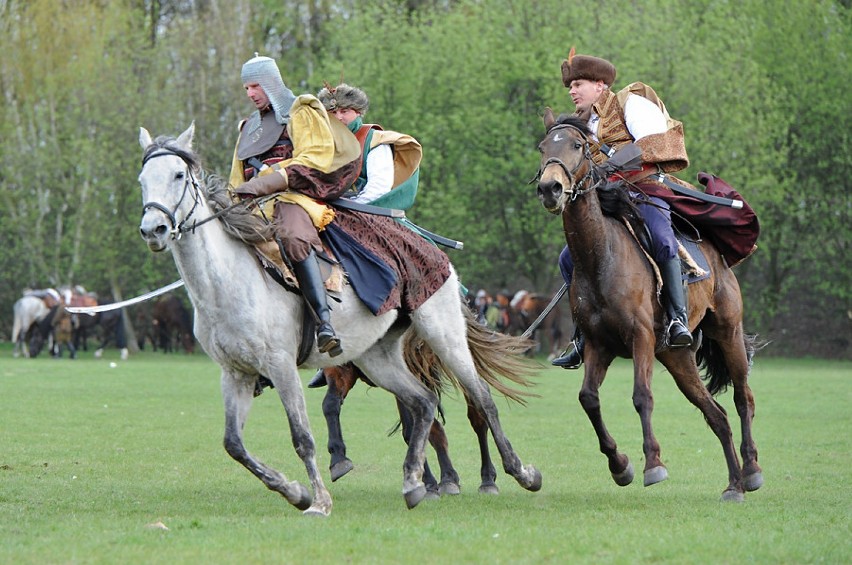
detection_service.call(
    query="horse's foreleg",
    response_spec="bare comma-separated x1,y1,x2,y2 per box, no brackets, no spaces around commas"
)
579,350,634,486
427,414,462,496
271,368,333,516
631,349,667,486
220,371,322,515
322,383,354,481
467,398,498,494
321,363,360,481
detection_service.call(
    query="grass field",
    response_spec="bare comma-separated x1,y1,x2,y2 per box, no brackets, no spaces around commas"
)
1,344,849,564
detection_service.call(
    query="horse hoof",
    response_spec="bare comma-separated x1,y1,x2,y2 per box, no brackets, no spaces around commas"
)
478,483,500,495
438,481,461,496
721,488,745,503
522,465,542,492
330,459,354,482
404,485,427,509
302,505,331,517
423,489,440,501
643,466,668,487
744,472,764,492
612,461,634,486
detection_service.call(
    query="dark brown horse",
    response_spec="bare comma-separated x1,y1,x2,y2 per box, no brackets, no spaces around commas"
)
316,362,498,496
535,110,762,501
152,294,195,354
310,310,532,495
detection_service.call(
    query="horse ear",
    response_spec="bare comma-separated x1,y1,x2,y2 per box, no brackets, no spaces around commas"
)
543,107,555,130
176,122,195,150
139,127,153,149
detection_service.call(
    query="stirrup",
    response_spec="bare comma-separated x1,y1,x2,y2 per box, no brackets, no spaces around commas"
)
665,319,693,349
551,342,582,369
317,323,342,357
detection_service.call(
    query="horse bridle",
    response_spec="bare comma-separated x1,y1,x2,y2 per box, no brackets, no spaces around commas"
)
532,123,603,201
140,148,203,240
140,148,246,239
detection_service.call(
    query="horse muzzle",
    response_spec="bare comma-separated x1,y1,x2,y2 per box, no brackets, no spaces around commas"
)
536,179,565,215
139,212,172,252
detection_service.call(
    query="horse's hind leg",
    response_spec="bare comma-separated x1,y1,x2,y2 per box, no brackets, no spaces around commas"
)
412,286,541,493
579,350,636,486
357,347,437,510
659,350,744,501
713,327,763,492
221,368,331,516
396,399,448,499
467,397,499,494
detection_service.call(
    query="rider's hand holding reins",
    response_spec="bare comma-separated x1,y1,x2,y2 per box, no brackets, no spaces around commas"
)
234,169,288,198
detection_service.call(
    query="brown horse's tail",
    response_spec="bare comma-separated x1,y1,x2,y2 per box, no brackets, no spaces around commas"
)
697,332,762,396
403,306,539,405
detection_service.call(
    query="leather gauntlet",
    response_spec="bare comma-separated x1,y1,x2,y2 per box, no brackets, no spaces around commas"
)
234,170,288,198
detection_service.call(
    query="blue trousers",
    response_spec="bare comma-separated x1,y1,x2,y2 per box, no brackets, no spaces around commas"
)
559,195,677,285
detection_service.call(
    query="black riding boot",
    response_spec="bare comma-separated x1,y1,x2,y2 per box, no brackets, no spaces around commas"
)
292,251,343,357
307,368,328,388
660,257,693,348
552,328,584,369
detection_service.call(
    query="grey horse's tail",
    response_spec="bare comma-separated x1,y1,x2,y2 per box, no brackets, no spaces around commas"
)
402,306,538,405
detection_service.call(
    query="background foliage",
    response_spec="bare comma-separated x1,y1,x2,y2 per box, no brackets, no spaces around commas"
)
0,0,849,358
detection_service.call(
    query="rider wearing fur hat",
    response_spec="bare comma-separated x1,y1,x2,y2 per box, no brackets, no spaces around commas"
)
551,48,693,369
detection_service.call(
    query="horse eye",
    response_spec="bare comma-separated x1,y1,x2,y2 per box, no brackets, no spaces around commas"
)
574,141,583,150
174,171,185,180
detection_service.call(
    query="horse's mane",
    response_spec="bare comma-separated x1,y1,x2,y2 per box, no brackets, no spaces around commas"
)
548,113,645,232
143,135,273,244
548,113,592,137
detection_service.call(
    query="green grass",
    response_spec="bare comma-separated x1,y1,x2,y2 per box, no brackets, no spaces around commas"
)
1,345,849,564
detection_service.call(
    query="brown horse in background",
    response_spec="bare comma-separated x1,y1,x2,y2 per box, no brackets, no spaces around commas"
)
534,110,762,501
152,294,195,354
509,290,567,359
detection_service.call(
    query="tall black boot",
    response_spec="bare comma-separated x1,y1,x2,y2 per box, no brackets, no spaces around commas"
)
292,250,343,357
660,257,693,348
307,368,328,388
552,327,584,369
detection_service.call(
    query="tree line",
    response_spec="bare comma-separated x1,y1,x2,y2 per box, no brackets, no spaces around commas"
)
0,0,849,358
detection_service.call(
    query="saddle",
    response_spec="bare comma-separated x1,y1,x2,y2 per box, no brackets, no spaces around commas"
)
252,239,346,365
253,239,346,294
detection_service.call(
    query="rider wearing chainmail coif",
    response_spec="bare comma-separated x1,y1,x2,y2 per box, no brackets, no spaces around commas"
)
229,54,362,357
552,49,693,369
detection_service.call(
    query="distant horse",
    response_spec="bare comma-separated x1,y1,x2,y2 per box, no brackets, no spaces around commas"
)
535,111,761,501
152,294,195,353
509,290,567,359
137,124,540,516
72,300,129,360
12,293,53,357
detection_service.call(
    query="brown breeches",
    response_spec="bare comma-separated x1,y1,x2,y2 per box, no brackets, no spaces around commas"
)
273,202,324,263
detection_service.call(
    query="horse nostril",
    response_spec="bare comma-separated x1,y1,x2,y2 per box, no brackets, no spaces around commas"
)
154,225,168,237
538,179,560,196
